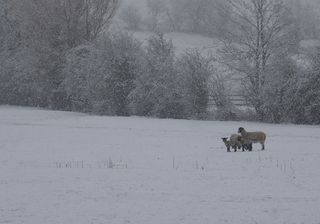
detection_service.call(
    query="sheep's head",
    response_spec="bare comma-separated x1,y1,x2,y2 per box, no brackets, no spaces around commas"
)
238,127,245,133
221,137,228,142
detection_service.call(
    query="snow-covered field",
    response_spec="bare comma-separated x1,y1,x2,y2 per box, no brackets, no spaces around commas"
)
1,106,320,224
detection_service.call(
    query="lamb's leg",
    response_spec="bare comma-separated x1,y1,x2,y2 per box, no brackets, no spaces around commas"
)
261,143,265,150
237,144,243,152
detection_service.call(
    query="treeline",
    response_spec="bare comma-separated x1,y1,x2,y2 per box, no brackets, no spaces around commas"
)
120,0,231,37
0,0,221,120
120,0,320,40
61,32,216,119
0,0,232,120
1,0,320,124
0,22,229,119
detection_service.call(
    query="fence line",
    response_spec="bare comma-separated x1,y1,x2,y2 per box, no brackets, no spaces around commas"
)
209,95,247,107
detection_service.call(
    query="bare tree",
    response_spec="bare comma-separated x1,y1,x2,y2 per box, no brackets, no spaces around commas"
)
13,0,119,48
60,0,120,47
1,0,120,108
218,0,298,120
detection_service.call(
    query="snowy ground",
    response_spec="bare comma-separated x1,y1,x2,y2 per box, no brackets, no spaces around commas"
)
1,106,320,224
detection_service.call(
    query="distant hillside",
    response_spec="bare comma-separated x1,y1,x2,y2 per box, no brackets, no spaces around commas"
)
132,31,219,56
119,0,149,17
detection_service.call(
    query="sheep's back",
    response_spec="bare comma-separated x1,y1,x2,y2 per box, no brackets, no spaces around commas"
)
229,134,242,146
245,132,266,143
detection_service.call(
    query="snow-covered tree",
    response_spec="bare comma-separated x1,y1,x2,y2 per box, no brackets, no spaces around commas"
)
3,0,120,108
131,33,186,118
62,32,143,114
262,56,301,123
294,48,320,124
176,49,211,118
219,0,298,121
61,44,103,111
99,32,144,116
0,3,44,106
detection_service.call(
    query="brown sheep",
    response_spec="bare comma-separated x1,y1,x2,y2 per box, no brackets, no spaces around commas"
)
238,127,266,150
238,136,253,152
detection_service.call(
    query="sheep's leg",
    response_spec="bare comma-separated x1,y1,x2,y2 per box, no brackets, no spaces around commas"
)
227,146,231,152
261,143,265,150
233,146,237,152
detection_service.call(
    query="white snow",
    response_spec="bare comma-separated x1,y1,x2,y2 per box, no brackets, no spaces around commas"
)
1,106,320,224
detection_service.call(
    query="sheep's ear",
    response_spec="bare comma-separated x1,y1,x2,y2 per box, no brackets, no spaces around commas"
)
238,127,243,133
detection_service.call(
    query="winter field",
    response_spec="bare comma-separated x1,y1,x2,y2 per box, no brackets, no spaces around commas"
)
1,106,320,224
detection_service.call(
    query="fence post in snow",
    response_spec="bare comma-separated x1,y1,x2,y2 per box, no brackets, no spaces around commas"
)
172,156,175,169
